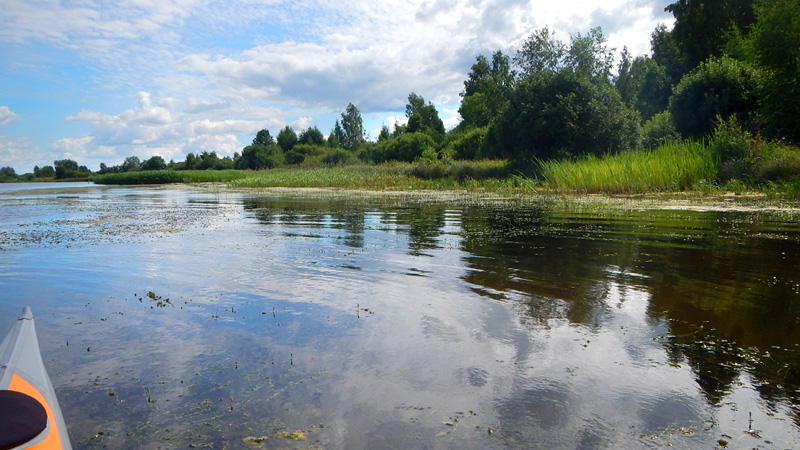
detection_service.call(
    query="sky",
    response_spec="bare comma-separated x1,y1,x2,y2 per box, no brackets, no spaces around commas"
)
0,0,674,173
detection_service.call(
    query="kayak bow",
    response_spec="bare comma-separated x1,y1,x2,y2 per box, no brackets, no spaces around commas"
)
0,307,72,450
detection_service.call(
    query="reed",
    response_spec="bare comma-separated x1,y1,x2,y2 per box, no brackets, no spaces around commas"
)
91,170,250,185
540,141,718,194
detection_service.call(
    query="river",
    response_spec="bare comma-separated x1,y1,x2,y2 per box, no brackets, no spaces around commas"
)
1,182,799,449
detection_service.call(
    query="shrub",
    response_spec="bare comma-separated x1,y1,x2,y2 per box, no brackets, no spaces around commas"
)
641,111,681,148
321,148,356,166
669,56,758,138
370,133,437,163
443,127,488,160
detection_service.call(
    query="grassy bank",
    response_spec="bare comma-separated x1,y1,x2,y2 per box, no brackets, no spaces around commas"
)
88,143,800,199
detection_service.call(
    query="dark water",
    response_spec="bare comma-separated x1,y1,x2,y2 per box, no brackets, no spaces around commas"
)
1,183,800,449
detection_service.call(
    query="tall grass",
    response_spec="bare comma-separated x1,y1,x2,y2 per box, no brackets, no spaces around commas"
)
91,170,250,185
540,141,717,194
229,163,525,192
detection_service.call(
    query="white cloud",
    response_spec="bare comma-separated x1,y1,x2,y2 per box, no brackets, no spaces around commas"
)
1,0,674,169
0,106,19,126
63,91,290,168
0,136,44,172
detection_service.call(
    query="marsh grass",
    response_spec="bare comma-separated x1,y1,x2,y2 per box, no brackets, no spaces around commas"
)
92,170,250,185
228,163,525,192
540,142,718,194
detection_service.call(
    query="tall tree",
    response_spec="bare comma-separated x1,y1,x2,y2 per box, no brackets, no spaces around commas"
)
298,126,325,146
487,70,640,161
745,0,800,142
513,27,565,77
121,156,141,172
141,155,167,171
665,0,756,74
405,93,446,143
277,126,298,151
651,23,688,85
252,129,275,147
459,50,515,129
339,103,364,151
616,47,672,121
565,27,614,80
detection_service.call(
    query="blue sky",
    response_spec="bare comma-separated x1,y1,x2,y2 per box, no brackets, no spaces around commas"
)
0,0,673,172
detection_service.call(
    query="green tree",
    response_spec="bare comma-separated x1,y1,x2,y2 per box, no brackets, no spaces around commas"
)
196,151,220,170
213,157,235,170
0,166,17,181
666,0,756,72
298,126,325,146
252,129,275,147
141,155,167,171
327,130,340,148
237,145,284,170
651,23,688,85
33,165,55,178
369,133,437,163
668,56,758,138
405,93,445,143
488,70,640,161
459,51,515,129
745,0,800,142
339,103,364,151
121,156,142,172
616,48,672,121
513,27,565,77
565,27,614,80
378,124,391,142
184,153,197,170
277,126,298,151
54,159,90,179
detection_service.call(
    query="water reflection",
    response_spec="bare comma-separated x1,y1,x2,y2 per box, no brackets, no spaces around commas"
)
1,186,799,448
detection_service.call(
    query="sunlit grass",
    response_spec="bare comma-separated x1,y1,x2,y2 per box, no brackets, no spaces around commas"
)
539,141,718,194
228,162,525,192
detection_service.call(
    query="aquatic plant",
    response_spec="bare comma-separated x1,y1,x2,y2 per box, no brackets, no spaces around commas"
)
540,141,717,193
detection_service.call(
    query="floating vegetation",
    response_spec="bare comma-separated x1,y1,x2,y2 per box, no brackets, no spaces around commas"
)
243,428,312,447
138,291,173,308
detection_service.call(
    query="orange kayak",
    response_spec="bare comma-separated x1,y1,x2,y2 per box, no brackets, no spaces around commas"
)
0,307,72,450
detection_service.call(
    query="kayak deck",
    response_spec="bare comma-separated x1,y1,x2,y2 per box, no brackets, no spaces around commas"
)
0,307,72,450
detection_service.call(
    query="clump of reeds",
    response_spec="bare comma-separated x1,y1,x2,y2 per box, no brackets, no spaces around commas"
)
539,141,717,194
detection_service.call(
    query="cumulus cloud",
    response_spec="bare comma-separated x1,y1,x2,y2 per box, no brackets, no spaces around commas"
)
0,106,19,126
0,136,44,172
177,0,672,115
1,0,674,169
62,91,287,168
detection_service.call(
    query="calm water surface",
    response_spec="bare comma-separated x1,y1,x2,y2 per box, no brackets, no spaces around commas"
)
1,183,800,449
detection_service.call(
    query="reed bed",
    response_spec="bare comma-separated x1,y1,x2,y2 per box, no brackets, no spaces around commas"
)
228,163,524,192
540,142,718,194
91,170,250,185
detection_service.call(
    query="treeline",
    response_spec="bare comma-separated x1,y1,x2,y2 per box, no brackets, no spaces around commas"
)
4,0,799,186
1,160,92,182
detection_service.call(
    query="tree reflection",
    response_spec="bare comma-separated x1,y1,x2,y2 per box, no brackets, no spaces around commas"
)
459,203,800,415
242,195,800,417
